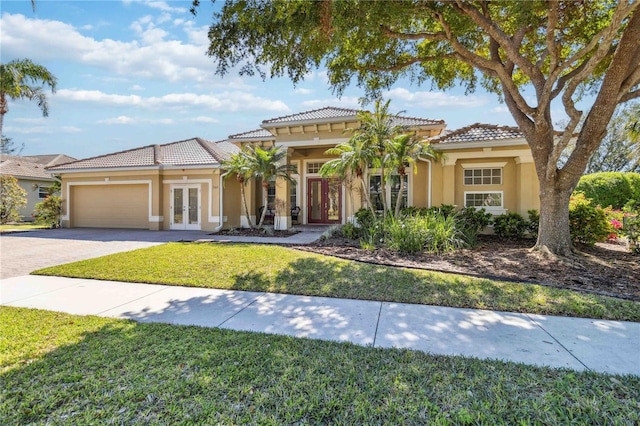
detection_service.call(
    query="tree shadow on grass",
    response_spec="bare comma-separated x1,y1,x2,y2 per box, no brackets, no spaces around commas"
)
3,309,639,426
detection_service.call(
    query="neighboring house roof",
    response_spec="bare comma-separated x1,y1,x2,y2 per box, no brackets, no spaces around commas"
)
47,138,231,172
228,128,275,141
431,123,525,145
261,106,444,127
0,153,77,180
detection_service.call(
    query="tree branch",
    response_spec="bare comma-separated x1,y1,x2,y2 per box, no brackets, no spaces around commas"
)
452,0,545,88
381,26,446,42
363,55,455,72
620,88,640,103
545,1,560,73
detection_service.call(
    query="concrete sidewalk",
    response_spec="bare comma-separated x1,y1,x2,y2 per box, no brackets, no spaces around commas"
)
1,275,638,376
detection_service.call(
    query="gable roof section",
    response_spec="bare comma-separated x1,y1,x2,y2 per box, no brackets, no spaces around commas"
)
0,153,77,180
228,128,275,141
48,138,230,172
431,123,525,145
261,106,444,128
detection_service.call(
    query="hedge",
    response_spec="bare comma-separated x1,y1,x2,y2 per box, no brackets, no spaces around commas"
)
574,172,640,209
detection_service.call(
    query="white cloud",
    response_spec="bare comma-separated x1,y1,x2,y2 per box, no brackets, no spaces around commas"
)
294,88,314,95
130,85,145,91
145,1,187,13
385,88,488,108
56,89,290,113
4,125,82,134
302,96,360,109
99,116,174,125
1,13,211,83
190,116,220,123
491,106,510,113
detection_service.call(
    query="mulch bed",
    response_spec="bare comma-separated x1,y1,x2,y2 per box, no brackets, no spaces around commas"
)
213,228,300,238
296,235,640,301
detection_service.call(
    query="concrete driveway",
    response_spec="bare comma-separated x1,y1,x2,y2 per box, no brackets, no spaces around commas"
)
0,228,209,279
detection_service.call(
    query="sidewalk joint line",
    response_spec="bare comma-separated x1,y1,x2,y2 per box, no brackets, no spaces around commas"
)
0,277,83,305
372,301,384,347
216,292,265,328
525,313,591,372
95,284,174,316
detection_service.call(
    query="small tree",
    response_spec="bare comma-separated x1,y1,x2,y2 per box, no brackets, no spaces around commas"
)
34,195,61,228
221,151,254,228
0,58,57,136
320,133,377,216
243,145,297,228
0,175,27,224
385,133,441,217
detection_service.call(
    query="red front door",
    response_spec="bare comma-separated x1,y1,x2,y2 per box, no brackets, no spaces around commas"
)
307,178,342,224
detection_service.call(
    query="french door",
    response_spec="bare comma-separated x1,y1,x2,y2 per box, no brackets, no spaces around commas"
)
307,178,341,224
170,185,201,230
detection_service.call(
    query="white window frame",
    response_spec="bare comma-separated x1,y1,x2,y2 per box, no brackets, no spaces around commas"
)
38,185,52,199
463,168,503,186
464,191,506,214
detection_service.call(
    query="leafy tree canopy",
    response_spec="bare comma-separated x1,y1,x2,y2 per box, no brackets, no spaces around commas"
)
196,0,640,256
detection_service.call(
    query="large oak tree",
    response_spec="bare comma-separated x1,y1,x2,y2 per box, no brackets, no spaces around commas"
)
195,0,640,255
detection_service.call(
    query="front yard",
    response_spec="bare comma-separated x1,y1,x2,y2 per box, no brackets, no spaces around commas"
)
2,307,639,425
33,242,640,321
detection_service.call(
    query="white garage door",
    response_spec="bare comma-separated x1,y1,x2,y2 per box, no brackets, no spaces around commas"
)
72,184,149,229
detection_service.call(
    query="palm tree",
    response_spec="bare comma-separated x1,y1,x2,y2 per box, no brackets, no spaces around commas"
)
0,58,57,136
221,150,254,228
243,145,297,228
386,133,442,217
320,136,378,215
350,99,407,217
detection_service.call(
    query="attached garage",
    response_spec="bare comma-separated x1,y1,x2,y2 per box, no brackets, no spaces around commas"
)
71,184,149,229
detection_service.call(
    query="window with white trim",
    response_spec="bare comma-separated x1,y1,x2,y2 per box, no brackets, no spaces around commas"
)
464,191,503,212
38,186,51,199
464,168,502,185
306,162,325,174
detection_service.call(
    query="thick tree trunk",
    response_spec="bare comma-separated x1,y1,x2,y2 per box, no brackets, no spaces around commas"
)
533,185,574,256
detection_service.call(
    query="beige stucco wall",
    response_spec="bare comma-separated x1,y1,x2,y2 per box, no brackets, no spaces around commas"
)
428,145,539,216
15,178,55,222
59,168,225,231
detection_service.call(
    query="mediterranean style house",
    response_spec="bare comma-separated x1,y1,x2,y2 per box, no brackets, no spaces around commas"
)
47,107,539,231
0,154,76,221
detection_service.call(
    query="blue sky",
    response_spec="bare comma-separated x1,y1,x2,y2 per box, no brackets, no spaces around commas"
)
1,0,523,159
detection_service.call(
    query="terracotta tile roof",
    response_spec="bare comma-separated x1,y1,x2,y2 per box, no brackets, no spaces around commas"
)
47,138,228,171
262,106,444,127
0,154,77,179
215,140,241,155
228,128,275,140
431,123,524,144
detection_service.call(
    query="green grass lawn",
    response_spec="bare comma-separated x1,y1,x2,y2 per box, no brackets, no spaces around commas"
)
0,223,46,232
34,242,640,321
1,307,638,425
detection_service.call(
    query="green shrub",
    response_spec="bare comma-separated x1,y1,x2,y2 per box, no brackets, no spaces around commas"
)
493,212,528,239
0,175,27,224
574,172,640,209
341,222,359,239
354,208,376,230
569,193,612,245
526,209,540,239
424,214,467,254
34,195,62,228
384,215,427,254
454,207,492,246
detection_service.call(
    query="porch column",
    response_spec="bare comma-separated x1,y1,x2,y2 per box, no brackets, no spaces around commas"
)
442,159,456,205
274,148,293,230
